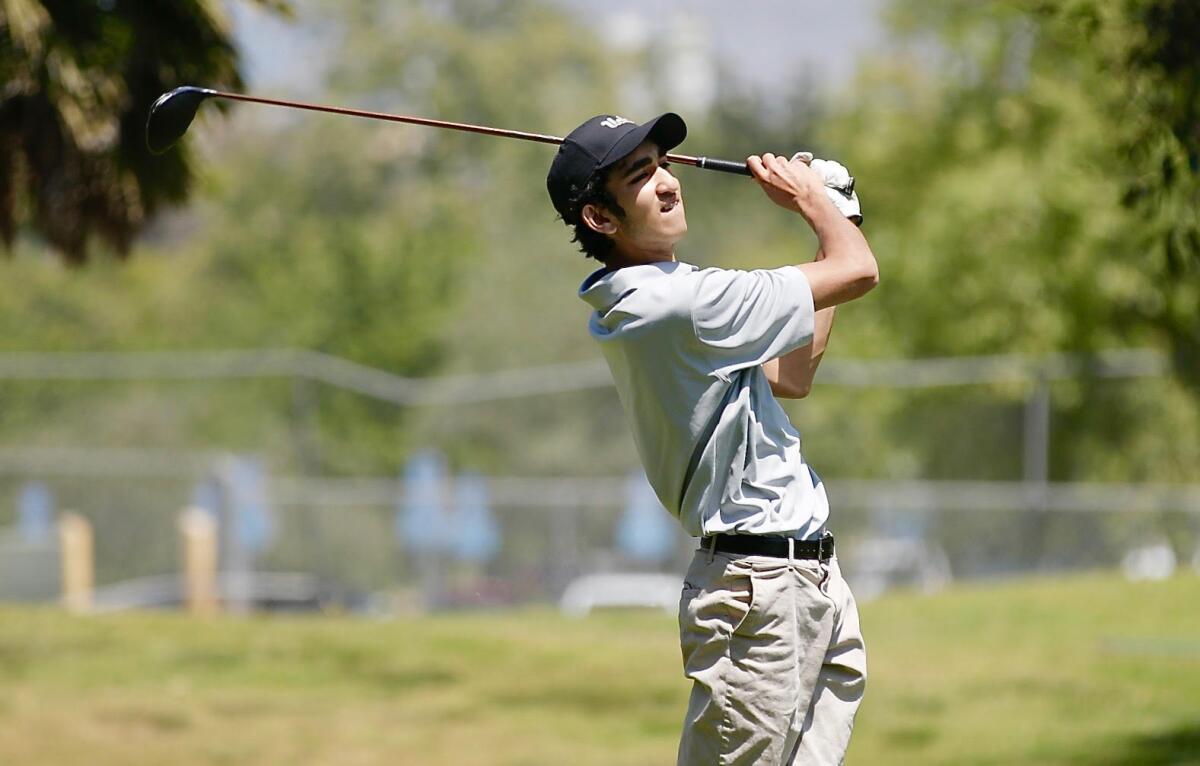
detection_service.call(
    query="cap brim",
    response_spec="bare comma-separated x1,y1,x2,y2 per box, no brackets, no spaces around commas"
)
597,112,687,170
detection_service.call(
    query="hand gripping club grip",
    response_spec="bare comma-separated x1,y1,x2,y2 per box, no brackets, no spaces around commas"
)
693,156,753,176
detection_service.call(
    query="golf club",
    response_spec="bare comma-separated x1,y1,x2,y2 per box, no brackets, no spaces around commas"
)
146,86,752,176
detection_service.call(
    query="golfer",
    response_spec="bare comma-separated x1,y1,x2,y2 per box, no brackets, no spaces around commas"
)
548,113,877,765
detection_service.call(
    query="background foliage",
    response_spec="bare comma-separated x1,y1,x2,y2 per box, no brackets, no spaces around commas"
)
0,0,1196,483
0,0,296,263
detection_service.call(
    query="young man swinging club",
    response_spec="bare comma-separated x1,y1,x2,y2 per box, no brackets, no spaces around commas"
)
547,112,878,765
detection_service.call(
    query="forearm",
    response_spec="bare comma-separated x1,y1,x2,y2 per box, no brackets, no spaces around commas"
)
795,247,837,382
768,248,837,399
794,200,877,310
808,304,835,369
768,304,835,399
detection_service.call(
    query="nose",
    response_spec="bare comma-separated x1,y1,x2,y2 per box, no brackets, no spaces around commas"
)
655,165,680,194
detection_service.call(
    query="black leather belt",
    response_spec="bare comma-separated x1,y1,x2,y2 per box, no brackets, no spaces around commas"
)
701,532,835,561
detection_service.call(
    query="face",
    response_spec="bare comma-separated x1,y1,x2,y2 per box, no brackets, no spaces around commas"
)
583,139,686,260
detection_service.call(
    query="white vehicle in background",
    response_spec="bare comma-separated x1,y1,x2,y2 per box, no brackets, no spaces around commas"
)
841,535,953,602
559,572,682,617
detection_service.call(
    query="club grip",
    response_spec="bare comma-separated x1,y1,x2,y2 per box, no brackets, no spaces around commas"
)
695,156,752,176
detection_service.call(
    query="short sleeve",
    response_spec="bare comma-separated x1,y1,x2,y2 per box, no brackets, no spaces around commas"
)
690,266,815,380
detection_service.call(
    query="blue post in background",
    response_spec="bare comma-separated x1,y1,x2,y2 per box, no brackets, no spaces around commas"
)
17,481,54,544
452,472,500,565
616,470,677,565
191,477,222,519
227,457,273,555
218,455,273,613
396,450,448,608
396,450,448,553
2,481,59,601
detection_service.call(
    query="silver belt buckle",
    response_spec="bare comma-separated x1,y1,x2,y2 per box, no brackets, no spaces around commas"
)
818,530,834,560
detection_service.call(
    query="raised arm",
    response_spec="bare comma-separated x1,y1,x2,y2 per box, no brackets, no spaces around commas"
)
747,153,878,311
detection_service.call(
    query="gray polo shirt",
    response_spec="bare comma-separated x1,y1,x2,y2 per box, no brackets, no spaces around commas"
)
580,261,829,540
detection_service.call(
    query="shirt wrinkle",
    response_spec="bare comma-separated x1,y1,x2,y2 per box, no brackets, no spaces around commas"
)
579,261,827,540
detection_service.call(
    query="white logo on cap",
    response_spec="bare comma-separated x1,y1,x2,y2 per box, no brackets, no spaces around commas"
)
600,116,633,129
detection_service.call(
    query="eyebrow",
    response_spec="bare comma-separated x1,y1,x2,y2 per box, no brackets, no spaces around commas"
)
621,156,655,180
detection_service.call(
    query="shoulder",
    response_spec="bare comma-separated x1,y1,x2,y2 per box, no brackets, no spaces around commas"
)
690,264,806,288
691,265,809,310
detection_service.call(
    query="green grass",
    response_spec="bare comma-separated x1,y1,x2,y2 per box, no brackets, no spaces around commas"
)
1,573,1198,765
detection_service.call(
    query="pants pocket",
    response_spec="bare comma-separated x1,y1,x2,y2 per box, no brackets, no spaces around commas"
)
679,566,754,670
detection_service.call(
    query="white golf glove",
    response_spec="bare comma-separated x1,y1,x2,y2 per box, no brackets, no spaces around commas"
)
791,153,862,225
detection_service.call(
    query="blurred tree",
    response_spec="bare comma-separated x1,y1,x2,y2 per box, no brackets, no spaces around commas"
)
1073,0,1200,385
837,0,1199,384
801,0,1200,516
0,0,289,264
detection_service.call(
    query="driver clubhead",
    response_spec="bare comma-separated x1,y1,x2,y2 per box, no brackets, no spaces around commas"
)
145,87,218,154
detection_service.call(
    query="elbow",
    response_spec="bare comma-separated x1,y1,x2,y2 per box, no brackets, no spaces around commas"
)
859,250,880,289
852,257,879,298
865,259,880,288
771,380,813,400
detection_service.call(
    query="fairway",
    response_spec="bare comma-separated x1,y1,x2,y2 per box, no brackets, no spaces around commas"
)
1,573,1198,765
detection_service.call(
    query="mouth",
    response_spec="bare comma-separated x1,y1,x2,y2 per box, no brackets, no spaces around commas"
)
660,196,680,214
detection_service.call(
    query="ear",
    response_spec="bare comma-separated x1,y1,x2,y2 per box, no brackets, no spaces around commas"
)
581,203,619,235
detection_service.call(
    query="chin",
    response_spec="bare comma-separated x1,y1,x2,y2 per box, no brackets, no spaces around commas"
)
661,207,686,237
671,217,688,240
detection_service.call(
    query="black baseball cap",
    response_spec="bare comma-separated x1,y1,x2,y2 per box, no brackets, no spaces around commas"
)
546,113,687,222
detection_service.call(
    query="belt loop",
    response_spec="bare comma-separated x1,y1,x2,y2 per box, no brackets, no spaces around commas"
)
787,537,795,566
706,534,717,564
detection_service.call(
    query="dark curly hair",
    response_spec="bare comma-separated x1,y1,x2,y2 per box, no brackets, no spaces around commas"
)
560,165,626,263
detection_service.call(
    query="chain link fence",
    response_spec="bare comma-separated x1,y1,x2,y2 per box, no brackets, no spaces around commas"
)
0,349,1197,612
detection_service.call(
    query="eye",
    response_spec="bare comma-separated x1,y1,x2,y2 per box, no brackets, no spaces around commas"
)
631,161,670,185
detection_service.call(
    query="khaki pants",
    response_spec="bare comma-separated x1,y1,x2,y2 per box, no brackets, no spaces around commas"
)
676,547,867,766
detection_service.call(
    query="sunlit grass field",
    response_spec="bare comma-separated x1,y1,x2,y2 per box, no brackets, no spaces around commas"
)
1,573,1198,765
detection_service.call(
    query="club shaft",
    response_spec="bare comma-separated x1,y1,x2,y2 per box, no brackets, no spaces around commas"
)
212,91,564,145
209,90,751,176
